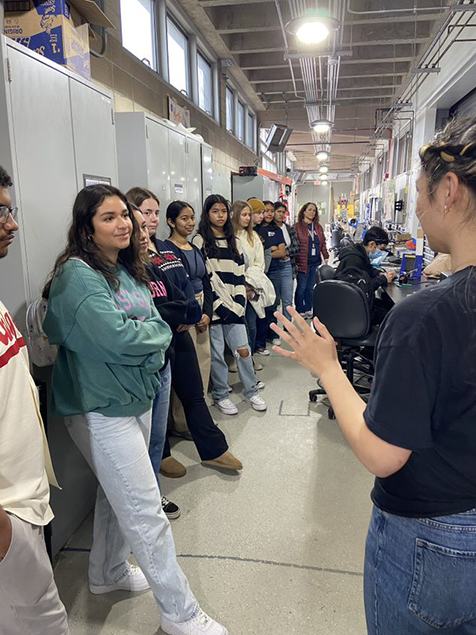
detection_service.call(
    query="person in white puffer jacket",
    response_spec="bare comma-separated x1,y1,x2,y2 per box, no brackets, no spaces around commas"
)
230,199,275,370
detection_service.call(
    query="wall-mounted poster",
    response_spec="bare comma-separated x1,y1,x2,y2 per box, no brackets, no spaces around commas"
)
168,97,191,128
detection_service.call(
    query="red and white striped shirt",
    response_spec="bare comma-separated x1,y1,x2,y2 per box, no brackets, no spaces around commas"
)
0,300,58,525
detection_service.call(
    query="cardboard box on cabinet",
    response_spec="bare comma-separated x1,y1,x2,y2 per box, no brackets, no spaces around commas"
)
4,0,113,80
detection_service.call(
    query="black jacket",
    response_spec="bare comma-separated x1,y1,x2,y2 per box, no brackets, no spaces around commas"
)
336,243,387,293
164,239,214,320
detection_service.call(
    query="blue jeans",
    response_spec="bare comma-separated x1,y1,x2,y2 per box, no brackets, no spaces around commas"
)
149,362,172,490
245,302,258,353
365,505,476,634
295,262,319,313
269,260,294,324
65,409,197,622
209,322,258,401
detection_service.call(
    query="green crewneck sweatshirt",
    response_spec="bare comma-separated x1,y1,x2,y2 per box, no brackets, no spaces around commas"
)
44,259,172,418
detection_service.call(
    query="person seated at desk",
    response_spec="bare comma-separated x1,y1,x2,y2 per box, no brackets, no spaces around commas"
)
336,226,397,325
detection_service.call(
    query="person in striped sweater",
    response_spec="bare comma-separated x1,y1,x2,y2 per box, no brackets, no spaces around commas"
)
193,195,267,416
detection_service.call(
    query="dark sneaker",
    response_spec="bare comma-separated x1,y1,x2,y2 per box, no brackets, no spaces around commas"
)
161,496,181,520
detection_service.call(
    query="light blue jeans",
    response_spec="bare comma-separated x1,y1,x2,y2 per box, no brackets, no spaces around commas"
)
209,322,258,402
268,260,294,323
149,362,172,489
365,505,476,634
64,409,197,622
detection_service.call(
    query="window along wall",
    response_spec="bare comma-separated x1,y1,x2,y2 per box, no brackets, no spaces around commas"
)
120,0,157,70
118,0,257,153
225,84,257,150
166,17,190,96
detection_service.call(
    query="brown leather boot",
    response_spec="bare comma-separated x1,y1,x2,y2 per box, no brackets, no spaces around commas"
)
159,456,187,478
203,451,243,472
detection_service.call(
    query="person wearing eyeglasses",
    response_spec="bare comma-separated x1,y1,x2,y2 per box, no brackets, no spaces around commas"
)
0,165,70,634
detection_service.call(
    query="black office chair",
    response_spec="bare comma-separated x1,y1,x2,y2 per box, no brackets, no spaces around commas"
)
315,263,336,284
309,280,378,419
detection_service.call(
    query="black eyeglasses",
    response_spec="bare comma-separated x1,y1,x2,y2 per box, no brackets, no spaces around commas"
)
0,206,18,224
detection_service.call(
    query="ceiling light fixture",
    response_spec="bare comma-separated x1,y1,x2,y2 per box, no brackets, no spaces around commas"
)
320,174,328,180
316,150,330,162
311,119,333,134
319,166,329,173
286,14,340,46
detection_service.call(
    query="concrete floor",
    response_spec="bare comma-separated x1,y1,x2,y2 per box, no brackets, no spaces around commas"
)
53,349,373,635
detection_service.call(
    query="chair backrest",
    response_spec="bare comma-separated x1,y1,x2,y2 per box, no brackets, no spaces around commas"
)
312,280,370,340
330,228,344,248
315,263,336,284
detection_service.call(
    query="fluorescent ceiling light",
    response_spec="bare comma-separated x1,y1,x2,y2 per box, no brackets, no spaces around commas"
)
286,15,340,46
311,119,333,134
316,151,330,161
319,166,329,173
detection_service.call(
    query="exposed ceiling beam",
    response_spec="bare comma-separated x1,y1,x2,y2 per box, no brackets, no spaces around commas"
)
214,11,438,35
258,84,399,95
226,38,428,55
239,53,415,69
198,0,272,5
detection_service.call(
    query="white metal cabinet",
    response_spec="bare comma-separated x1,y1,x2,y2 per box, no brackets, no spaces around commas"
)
202,143,213,200
168,128,188,205
6,45,78,308
70,80,118,189
146,116,170,210
186,137,202,217
116,112,209,240
0,36,118,557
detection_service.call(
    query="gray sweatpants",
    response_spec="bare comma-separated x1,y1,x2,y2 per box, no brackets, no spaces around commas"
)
0,513,69,635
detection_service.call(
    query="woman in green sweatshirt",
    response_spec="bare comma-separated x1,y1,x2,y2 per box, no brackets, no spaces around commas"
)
43,185,228,635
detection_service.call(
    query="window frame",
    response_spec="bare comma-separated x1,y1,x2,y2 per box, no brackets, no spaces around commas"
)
237,100,245,142
120,0,157,71
226,85,234,133
166,15,191,97
197,51,213,116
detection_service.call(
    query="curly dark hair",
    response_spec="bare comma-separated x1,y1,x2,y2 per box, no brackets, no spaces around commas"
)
197,194,239,259
0,166,13,188
297,202,319,225
43,185,148,298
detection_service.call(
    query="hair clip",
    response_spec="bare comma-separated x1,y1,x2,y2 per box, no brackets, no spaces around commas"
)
460,141,476,157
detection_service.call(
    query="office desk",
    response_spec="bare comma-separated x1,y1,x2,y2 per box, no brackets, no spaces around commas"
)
380,279,438,305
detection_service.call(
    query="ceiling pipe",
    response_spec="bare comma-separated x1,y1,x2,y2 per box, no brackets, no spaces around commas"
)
275,0,306,103
347,2,449,16
355,0,469,168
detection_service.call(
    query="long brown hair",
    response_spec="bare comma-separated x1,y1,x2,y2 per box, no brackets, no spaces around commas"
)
297,201,319,224
43,185,148,298
231,200,255,245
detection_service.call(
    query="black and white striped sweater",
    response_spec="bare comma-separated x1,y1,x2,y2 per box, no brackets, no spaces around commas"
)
192,234,246,325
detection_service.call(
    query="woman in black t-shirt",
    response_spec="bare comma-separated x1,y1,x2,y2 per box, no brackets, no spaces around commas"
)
272,117,476,634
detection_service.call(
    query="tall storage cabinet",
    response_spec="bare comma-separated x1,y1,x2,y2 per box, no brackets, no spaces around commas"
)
0,35,118,556
116,112,209,239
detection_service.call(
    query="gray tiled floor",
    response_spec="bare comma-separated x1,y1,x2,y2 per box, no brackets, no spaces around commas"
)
54,350,373,634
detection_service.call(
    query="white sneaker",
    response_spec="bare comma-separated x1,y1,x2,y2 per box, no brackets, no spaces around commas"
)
90,564,150,594
270,338,281,346
257,380,265,390
256,348,270,356
161,609,228,635
213,398,238,415
246,394,267,411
